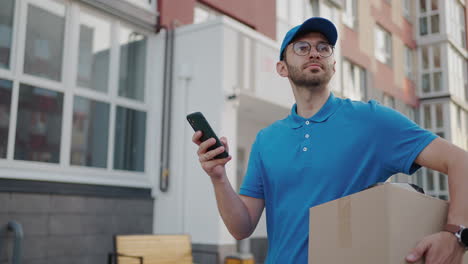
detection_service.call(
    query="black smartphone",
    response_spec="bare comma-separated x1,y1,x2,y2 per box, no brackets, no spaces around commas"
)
186,112,229,159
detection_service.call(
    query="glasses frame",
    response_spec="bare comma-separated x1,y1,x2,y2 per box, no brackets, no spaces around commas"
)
292,41,335,58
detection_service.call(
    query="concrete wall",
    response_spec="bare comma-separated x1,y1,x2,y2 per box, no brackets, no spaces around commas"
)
0,192,153,264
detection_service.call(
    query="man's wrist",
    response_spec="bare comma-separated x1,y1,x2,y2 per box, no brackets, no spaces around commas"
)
443,224,468,250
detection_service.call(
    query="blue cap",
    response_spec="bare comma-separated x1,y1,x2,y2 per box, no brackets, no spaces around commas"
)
279,17,338,60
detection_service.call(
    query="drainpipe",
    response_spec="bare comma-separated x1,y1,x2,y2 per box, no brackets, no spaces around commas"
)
0,221,23,264
156,3,175,192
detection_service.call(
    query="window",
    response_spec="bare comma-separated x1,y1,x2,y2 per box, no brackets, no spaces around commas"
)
276,0,314,41
118,26,147,101
447,0,467,49
0,0,153,181
419,0,440,36
418,101,449,200
402,0,411,19
23,1,66,81
15,84,64,163
71,96,110,168
421,102,446,135
0,0,15,70
420,45,443,94
77,10,111,92
404,46,413,78
0,79,12,158
342,0,357,29
342,59,366,100
416,168,449,200
375,25,393,65
447,46,466,99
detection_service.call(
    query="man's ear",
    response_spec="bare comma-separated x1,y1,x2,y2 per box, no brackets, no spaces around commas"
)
333,60,336,73
276,61,289,77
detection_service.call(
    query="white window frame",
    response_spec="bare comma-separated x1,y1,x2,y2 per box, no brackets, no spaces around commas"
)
404,45,413,78
417,0,441,36
342,0,357,29
447,0,467,49
0,0,157,188
419,44,445,95
402,0,411,20
375,25,393,66
342,59,365,100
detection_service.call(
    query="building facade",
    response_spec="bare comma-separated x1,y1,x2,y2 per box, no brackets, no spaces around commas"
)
0,0,466,263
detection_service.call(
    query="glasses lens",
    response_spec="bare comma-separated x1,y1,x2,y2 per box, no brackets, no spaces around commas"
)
293,41,311,56
317,43,332,57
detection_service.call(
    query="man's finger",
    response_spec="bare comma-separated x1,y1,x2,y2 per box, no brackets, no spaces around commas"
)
197,138,216,155
199,146,225,162
204,155,232,168
192,131,203,145
406,239,431,263
220,137,229,153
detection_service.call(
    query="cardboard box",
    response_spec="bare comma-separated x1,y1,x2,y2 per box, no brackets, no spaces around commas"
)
309,183,468,264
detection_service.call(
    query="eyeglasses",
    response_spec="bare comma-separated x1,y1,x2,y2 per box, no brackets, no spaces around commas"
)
292,41,334,58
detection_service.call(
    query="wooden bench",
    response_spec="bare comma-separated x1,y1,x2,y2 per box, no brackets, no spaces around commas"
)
107,234,218,264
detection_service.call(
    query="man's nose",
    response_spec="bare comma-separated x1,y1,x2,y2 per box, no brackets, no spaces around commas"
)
308,49,321,59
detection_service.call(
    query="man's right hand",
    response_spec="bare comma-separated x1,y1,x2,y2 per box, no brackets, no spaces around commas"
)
192,131,232,181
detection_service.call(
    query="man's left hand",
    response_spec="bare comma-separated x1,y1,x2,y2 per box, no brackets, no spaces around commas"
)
406,231,465,264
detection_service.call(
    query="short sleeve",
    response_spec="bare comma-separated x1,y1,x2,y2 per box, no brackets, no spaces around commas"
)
372,101,437,175
239,132,265,199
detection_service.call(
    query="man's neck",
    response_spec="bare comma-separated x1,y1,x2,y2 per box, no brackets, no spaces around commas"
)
292,84,331,119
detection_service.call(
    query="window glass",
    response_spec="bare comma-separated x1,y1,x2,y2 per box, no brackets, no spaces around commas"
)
77,11,111,93
0,0,15,69
430,14,439,34
420,0,427,13
114,106,146,172
118,26,147,101
431,0,438,11
427,169,434,190
419,17,428,36
423,105,432,128
422,46,429,69
71,96,110,168
375,26,392,65
404,46,412,77
15,84,63,163
433,45,441,68
24,2,65,81
422,73,430,93
0,79,13,158
435,103,443,128
433,72,442,91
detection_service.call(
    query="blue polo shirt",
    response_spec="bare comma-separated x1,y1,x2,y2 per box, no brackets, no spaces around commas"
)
239,92,437,264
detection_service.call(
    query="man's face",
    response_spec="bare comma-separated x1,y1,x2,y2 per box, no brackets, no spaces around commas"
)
281,32,336,89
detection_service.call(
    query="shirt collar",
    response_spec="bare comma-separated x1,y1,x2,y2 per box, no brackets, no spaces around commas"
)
286,92,342,129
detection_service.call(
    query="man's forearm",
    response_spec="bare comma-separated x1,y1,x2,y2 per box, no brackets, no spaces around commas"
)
211,174,254,240
446,149,468,226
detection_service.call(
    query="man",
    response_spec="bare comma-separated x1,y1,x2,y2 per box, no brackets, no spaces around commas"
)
192,17,468,263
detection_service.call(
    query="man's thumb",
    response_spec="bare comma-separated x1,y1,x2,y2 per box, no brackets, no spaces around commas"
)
406,240,429,263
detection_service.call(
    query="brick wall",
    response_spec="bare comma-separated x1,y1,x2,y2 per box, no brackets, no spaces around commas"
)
0,193,153,264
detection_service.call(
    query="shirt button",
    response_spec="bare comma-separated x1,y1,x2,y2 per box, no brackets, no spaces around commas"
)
303,147,308,152
305,134,310,139
305,121,310,125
